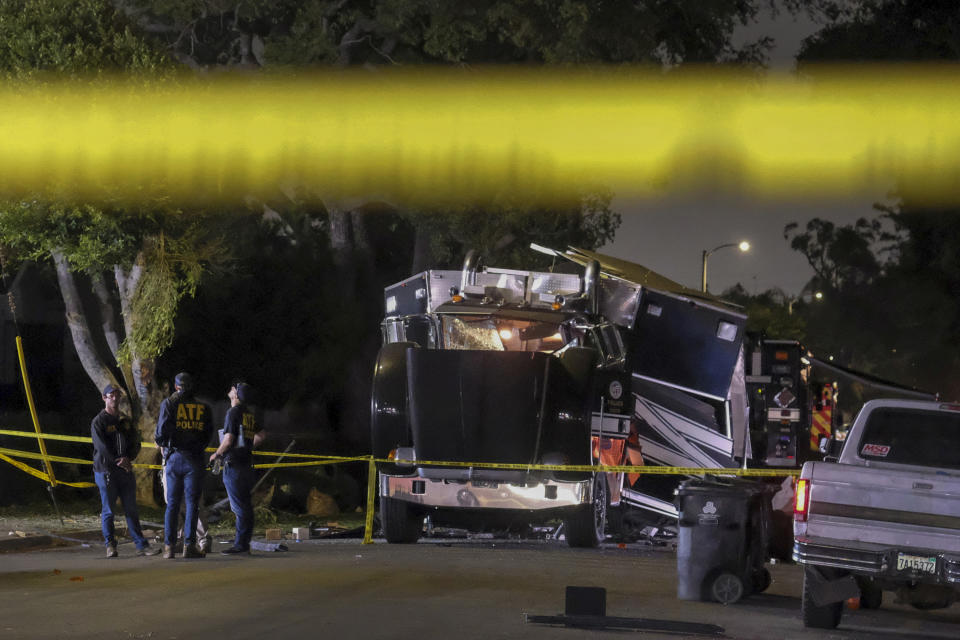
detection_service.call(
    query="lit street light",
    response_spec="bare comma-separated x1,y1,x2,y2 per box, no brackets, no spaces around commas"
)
788,290,823,315
701,241,750,292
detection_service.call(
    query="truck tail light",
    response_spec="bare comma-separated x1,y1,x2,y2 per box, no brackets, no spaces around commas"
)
794,479,810,521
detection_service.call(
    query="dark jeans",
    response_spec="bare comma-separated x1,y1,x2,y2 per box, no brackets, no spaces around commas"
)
163,451,203,546
223,462,254,550
94,468,148,549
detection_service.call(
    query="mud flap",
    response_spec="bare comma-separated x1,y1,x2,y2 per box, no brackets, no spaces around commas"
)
806,567,859,607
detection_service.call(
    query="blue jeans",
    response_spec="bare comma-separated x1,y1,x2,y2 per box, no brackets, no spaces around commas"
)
163,451,203,546
223,463,254,550
94,469,148,549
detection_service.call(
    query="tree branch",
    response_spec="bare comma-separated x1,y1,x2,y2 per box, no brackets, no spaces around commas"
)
52,251,115,395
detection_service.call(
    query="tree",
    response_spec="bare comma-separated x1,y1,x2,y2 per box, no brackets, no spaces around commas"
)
790,0,960,397
0,0,217,503
0,200,233,501
798,0,960,63
118,0,783,70
783,217,893,294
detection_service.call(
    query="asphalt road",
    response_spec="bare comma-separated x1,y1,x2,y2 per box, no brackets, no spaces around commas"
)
1,538,959,640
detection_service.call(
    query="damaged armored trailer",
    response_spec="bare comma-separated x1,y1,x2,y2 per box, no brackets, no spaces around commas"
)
371,246,751,546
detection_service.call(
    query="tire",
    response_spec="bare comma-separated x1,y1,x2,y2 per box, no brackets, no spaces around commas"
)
802,567,843,629
711,572,745,604
370,342,418,474
856,576,883,610
564,473,608,548
381,497,423,544
752,567,772,594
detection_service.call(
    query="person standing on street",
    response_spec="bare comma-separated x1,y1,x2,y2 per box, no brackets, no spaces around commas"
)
91,384,160,558
210,382,264,555
155,372,214,559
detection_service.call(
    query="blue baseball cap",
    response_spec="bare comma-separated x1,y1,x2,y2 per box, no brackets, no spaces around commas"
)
102,383,122,396
236,382,254,404
175,372,194,390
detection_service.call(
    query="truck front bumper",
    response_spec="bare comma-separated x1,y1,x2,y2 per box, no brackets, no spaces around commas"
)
794,536,960,585
380,473,593,510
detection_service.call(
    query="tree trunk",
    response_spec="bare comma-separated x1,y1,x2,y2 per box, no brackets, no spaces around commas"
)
51,251,116,394
411,221,433,273
115,257,165,506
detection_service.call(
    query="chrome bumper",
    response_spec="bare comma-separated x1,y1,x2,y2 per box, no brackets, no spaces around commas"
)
794,537,960,585
380,473,593,510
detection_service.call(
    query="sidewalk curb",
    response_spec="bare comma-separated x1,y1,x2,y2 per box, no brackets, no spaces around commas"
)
0,529,101,554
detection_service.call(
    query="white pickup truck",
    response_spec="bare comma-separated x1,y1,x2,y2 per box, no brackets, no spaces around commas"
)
793,398,960,629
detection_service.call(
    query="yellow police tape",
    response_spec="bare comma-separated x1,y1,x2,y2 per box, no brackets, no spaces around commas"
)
2,428,798,545
2,427,799,477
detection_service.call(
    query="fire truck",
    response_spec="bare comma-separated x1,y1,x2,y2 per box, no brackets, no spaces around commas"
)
745,338,935,471
371,246,752,545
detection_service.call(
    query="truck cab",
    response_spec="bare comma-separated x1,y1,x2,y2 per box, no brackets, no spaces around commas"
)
372,246,749,545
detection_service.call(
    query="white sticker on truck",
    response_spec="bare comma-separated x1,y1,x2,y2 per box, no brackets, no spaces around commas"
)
861,443,891,457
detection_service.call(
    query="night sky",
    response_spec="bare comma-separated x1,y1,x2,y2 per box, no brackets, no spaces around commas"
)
602,7,887,297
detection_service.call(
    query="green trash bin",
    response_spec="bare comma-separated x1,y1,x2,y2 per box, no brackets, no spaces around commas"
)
675,478,772,604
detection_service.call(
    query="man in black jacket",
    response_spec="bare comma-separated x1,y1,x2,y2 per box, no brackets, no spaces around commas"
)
210,382,265,555
155,372,214,559
91,384,159,558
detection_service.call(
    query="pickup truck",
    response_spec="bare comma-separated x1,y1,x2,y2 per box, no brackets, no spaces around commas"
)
793,399,960,629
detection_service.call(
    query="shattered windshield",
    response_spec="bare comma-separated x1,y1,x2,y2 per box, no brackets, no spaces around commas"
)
440,314,567,353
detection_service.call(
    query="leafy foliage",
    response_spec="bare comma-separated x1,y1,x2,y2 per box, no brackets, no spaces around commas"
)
798,0,960,62
0,0,170,78
120,0,783,69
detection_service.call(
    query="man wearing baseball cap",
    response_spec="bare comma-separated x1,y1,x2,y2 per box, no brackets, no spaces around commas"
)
155,372,214,558
210,381,265,555
91,383,160,557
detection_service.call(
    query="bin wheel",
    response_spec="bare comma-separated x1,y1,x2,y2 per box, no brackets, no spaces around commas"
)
381,497,423,544
855,576,882,610
751,567,772,594
710,572,745,604
802,567,843,629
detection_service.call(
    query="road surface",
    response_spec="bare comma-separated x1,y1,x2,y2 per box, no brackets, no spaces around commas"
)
1,538,958,639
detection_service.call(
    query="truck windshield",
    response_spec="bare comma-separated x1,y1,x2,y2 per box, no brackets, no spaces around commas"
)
440,314,566,353
857,407,960,470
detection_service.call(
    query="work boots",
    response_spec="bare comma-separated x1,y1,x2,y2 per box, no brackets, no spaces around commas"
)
162,544,174,559
181,544,204,559
106,543,118,558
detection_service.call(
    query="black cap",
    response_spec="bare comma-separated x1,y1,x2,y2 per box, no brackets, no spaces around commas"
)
236,382,254,404
175,372,194,391
102,383,122,396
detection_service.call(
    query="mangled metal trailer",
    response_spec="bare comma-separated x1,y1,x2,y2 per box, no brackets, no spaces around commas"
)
371,246,750,546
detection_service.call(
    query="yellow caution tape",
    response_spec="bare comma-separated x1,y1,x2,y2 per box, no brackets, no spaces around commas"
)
363,457,376,545
0,429,94,444
0,446,92,466
379,458,800,477
1,427,800,491
0,451,50,483
15,336,58,487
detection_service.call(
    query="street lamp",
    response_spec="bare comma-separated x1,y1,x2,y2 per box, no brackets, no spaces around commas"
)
787,290,823,315
701,241,750,292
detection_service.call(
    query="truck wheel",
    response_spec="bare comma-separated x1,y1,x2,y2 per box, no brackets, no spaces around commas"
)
564,474,608,548
856,576,883,610
381,497,423,544
751,567,772,594
711,572,745,604
802,567,843,629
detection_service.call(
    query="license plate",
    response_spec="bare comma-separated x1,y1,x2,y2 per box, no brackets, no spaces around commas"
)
896,553,937,574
